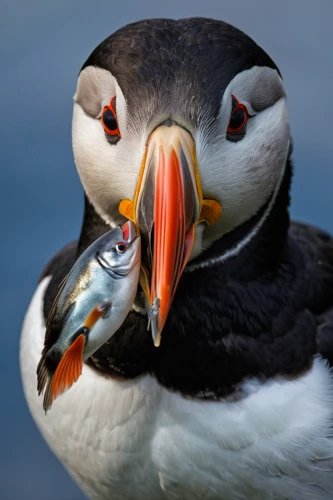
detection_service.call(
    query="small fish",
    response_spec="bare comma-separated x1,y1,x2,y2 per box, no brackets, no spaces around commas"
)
37,220,141,412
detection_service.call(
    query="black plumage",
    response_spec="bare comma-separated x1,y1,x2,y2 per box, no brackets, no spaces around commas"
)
41,152,333,399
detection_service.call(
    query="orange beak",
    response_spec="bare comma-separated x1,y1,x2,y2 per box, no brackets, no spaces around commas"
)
119,125,221,346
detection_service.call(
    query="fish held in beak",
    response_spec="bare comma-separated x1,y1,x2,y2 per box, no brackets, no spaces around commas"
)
120,126,222,346
37,220,141,412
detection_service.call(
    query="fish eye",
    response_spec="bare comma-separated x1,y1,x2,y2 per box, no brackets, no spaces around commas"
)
115,242,127,254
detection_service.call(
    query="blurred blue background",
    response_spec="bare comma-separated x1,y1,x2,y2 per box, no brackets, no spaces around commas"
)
1,1,332,498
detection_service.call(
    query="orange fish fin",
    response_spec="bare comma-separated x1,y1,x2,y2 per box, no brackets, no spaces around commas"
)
84,305,105,329
83,301,112,328
44,334,85,411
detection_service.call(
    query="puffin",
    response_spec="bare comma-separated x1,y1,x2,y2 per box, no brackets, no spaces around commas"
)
20,17,333,500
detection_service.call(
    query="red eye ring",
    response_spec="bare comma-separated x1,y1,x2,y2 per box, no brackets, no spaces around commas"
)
227,95,249,134
101,96,121,137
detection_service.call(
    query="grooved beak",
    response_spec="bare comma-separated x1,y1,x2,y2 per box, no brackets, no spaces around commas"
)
119,125,221,346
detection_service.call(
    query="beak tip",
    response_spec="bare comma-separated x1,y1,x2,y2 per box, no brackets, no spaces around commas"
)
153,333,161,347
149,315,162,347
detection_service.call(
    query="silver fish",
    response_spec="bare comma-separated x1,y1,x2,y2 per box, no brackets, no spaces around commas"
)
37,220,141,412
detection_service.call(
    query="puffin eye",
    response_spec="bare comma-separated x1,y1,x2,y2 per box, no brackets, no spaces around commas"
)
101,97,121,143
115,242,127,254
103,109,117,131
227,95,249,142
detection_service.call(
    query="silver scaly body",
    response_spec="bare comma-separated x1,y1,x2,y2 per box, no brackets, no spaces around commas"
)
36,221,141,411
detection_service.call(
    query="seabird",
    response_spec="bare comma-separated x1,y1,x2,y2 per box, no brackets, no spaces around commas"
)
20,18,333,500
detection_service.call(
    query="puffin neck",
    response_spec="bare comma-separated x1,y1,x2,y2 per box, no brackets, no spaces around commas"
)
76,195,111,258
188,153,292,276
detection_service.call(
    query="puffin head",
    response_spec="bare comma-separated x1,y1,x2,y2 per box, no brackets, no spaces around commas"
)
72,18,290,345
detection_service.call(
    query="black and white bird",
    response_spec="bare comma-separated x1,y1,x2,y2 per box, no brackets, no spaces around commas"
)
20,18,333,500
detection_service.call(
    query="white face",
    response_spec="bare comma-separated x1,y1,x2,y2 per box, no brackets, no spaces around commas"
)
72,65,290,258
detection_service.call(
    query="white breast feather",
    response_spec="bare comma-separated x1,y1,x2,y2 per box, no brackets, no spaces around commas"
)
20,278,333,500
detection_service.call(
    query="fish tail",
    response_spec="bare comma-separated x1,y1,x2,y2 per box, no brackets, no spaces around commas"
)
37,334,85,413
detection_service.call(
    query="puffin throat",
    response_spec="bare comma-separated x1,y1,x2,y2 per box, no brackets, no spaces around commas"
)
119,125,221,346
